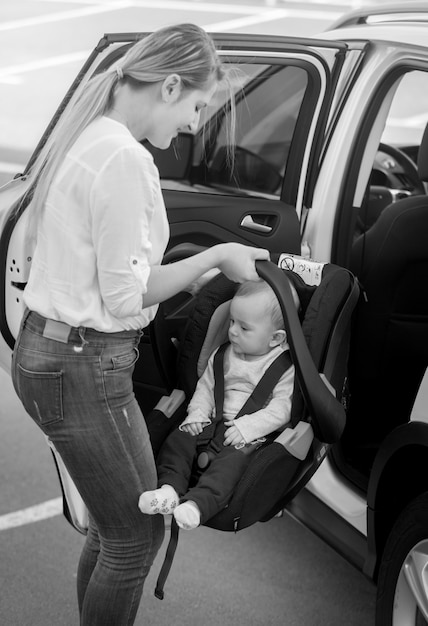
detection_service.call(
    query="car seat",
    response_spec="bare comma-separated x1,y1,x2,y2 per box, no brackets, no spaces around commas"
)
345,124,428,469
47,255,359,595
144,254,359,597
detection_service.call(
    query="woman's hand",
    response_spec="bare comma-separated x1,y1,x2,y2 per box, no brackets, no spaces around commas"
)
144,243,269,308
216,243,270,283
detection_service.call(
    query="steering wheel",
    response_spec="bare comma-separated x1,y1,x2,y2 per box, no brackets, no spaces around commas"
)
378,142,425,195
358,143,425,235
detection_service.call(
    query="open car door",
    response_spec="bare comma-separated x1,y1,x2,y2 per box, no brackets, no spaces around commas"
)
0,30,363,551
0,32,361,385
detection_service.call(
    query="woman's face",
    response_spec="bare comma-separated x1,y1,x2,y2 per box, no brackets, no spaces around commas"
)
146,76,217,149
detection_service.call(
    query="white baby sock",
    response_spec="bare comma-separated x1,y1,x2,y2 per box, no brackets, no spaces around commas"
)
138,484,178,515
173,500,201,530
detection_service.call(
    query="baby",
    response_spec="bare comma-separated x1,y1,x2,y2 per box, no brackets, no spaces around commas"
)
139,278,300,529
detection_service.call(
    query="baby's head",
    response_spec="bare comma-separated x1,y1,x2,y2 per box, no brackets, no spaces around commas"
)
228,277,300,359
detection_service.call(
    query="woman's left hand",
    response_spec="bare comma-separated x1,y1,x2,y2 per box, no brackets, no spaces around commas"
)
217,243,270,283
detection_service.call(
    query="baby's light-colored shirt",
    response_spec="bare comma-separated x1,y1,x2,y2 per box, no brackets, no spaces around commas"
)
181,344,295,444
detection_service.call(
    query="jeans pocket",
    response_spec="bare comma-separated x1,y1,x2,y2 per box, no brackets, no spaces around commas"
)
110,347,140,371
102,346,139,402
16,364,64,426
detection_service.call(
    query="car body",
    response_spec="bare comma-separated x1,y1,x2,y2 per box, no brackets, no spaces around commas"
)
1,3,428,624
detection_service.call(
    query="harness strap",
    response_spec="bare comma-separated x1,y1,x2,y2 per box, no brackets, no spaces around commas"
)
236,349,293,419
213,342,229,422
154,517,180,600
154,344,293,599
213,342,293,423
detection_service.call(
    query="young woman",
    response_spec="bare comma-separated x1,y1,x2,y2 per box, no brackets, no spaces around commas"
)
11,23,268,625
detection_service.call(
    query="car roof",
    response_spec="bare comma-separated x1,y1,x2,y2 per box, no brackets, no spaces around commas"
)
321,1,428,49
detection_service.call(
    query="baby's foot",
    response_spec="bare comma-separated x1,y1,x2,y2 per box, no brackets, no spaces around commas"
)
138,485,178,515
173,501,201,530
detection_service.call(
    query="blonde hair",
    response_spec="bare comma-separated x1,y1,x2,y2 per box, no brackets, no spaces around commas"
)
234,278,300,330
24,24,236,237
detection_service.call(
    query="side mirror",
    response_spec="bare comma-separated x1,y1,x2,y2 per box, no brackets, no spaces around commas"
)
143,133,194,180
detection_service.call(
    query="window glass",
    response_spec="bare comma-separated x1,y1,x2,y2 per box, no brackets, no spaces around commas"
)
352,68,428,241
159,63,308,199
381,70,428,147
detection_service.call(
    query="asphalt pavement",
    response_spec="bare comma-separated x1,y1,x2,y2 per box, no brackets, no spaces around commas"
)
0,366,376,625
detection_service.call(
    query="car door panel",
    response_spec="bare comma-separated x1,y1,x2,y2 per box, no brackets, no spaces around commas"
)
133,191,301,410
163,190,301,254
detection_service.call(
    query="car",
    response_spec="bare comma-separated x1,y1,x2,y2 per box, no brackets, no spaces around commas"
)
1,2,428,624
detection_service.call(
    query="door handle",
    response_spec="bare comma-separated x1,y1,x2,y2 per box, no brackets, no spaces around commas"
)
240,215,273,234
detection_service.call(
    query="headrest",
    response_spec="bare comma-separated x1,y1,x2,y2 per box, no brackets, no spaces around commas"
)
197,300,231,377
195,255,328,378
195,255,323,376
417,122,428,182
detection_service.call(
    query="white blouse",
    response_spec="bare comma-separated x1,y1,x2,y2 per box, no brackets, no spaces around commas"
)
24,116,170,332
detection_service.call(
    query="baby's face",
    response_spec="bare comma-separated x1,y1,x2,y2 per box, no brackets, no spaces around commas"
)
228,293,276,359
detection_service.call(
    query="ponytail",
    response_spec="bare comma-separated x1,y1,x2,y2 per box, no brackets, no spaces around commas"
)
24,24,236,239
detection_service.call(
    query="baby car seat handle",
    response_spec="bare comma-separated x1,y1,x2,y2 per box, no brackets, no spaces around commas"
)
255,260,346,443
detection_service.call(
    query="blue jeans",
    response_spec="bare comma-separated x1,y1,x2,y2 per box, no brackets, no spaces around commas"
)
12,310,165,625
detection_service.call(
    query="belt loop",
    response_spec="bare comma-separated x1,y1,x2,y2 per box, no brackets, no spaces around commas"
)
78,327,89,349
21,307,31,328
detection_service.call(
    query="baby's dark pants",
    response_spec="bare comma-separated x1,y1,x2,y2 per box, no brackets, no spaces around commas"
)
156,422,253,524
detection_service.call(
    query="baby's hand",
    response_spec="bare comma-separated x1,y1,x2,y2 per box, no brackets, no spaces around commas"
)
180,422,204,436
223,422,245,447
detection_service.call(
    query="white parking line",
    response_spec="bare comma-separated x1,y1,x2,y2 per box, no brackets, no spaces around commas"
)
0,1,342,84
0,160,26,173
43,0,353,8
0,1,133,32
0,0,344,34
269,0,352,4
204,7,341,31
0,498,62,531
0,51,89,85
40,0,291,13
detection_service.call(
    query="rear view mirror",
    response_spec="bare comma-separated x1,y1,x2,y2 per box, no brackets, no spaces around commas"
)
143,133,194,180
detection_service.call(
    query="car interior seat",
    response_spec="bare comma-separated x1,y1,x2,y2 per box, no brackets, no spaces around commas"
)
344,123,428,473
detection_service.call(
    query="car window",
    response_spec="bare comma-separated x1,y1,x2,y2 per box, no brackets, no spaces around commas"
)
159,62,308,199
351,68,428,242
381,70,428,148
